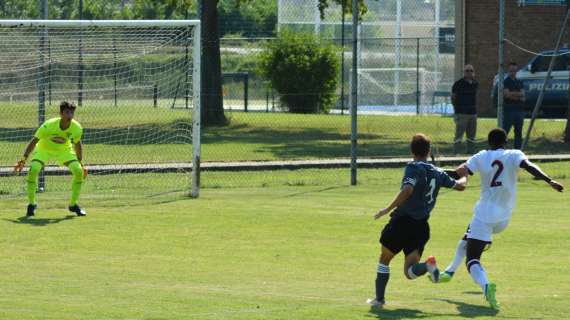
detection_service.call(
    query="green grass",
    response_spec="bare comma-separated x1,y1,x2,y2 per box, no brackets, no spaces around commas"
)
1,164,569,319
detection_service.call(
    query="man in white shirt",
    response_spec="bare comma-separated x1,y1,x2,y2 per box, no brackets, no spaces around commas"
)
436,128,563,310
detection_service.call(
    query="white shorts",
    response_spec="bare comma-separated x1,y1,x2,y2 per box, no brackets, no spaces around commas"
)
465,217,510,242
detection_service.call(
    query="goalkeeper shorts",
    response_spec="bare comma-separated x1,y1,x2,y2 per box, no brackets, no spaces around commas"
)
32,148,79,166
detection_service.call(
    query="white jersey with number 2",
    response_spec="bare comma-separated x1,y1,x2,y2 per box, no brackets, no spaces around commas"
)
465,149,528,223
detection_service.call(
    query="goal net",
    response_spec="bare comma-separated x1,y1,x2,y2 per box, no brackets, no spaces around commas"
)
0,20,201,201
351,67,445,114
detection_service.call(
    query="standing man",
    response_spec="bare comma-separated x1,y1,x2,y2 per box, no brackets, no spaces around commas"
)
452,64,478,154
502,62,526,149
366,133,466,308
434,128,563,309
14,101,88,217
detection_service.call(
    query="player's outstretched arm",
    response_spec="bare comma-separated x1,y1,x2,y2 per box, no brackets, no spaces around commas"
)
14,137,39,173
455,164,472,178
453,176,467,191
374,185,414,220
444,169,461,179
520,160,564,192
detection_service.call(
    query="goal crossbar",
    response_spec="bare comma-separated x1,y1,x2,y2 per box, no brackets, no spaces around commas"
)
0,19,200,28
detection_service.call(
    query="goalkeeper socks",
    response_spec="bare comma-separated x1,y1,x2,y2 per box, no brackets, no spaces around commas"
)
467,259,489,292
407,262,428,279
26,161,42,205
68,161,84,206
445,239,467,274
375,263,390,302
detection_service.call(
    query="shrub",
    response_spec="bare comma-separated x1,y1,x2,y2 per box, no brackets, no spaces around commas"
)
258,31,340,113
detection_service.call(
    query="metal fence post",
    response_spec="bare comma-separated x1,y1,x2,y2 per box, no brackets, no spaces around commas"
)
497,0,505,128
416,38,420,115
350,0,358,186
341,0,346,115
38,0,48,192
78,0,84,107
244,73,249,112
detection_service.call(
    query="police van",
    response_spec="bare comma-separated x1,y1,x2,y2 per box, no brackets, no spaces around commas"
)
492,48,570,117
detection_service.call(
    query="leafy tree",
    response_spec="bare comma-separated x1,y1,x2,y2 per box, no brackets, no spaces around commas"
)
219,0,277,37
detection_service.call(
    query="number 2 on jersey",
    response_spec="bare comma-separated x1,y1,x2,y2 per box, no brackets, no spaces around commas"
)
425,178,436,204
490,160,504,187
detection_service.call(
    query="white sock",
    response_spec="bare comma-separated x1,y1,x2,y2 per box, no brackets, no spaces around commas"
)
445,239,467,273
467,259,488,293
407,266,418,279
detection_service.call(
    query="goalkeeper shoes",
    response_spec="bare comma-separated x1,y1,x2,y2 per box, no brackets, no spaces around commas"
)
26,204,37,217
68,204,87,217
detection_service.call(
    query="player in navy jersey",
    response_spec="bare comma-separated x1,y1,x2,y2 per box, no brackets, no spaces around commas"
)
366,133,467,308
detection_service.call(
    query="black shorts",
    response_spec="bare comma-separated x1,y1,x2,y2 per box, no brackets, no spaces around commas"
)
379,215,430,256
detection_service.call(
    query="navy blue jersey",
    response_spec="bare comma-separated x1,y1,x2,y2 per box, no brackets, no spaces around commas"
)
392,161,457,220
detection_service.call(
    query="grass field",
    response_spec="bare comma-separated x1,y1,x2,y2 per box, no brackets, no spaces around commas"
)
1,164,569,319
2,103,570,167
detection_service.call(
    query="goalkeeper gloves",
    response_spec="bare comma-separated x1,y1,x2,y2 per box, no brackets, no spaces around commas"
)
81,162,88,179
14,157,26,174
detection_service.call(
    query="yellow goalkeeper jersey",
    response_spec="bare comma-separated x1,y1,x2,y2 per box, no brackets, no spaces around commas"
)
34,117,83,153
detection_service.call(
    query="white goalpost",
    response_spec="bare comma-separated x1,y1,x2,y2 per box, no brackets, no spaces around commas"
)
0,20,202,199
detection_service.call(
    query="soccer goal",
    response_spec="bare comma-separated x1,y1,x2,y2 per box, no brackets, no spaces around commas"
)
350,67,443,114
0,20,201,200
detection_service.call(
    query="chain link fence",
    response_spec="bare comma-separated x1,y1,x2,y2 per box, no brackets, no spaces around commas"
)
1,1,569,195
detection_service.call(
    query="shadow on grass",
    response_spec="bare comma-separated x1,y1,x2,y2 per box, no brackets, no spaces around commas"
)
4,215,76,226
3,117,570,159
433,298,499,318
283,185,346,198
367,306,452,319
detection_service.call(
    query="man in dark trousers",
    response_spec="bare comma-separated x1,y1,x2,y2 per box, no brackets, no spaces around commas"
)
502,62,526,149
452,64,478,154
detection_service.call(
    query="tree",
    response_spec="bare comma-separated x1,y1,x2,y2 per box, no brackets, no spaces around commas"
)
200,0,227,125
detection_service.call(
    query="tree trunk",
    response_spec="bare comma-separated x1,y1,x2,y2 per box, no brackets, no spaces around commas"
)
200,0,227,126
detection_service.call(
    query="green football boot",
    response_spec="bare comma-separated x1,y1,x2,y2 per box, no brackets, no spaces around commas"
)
485,282,500,310
438,271,454,283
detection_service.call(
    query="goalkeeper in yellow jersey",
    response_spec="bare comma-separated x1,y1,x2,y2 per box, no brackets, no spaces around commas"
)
14,101,88,217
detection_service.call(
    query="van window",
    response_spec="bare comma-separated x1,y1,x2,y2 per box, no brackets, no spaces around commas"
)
532,54,569,72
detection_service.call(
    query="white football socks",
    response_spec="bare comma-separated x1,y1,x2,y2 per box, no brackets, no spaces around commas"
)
467,260,489,292
445,239,467,273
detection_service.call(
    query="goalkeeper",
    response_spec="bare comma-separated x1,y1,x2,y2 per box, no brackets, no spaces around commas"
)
14,101,87,217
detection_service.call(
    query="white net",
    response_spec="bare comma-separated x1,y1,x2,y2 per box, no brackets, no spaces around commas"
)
0,20,201,200
353,67,446,114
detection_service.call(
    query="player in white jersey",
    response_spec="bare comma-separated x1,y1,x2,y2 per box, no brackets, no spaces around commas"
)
435,128,563,309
